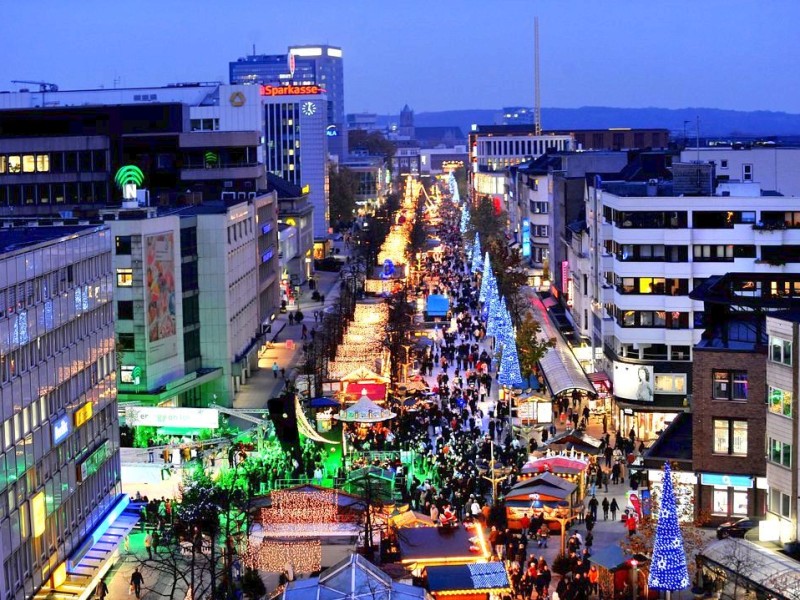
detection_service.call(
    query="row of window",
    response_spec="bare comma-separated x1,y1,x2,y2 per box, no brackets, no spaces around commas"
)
713,419,748,456
712,370,749,401
0,182,110,206
616,277,688,296
612,243,688,263
0,150,107,175
616,343,692,362
615,309,690,329
769,488,791,519
770,336,793,366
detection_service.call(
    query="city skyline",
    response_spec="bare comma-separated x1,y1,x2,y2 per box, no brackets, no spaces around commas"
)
3,0,799,115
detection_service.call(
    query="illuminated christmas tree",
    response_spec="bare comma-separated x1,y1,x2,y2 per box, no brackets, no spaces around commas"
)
498,335,524,388
479,252,494,303
471,233,482,273
648,462,690,592
460,204,469,233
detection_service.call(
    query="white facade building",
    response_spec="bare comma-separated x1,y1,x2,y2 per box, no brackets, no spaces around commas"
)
681,147,800,197
581,177,800,438
764,312,799,544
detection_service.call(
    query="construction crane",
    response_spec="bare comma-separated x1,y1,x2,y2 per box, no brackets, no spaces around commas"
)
11,80,59,92
533,17,542,136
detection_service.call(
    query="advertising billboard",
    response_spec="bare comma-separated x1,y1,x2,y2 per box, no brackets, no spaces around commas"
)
613,362,654,401
145,232,177,361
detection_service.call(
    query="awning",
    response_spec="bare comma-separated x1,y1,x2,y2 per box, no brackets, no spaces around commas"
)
699,538,800,599
309,397,341,409
542,296,558,309
588,371,612,393
539,346,596,396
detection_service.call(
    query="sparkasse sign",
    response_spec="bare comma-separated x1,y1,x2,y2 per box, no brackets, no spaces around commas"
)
260,84,325,97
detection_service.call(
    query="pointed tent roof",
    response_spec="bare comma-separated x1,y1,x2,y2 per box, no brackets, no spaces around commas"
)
336,393,396,423
283,553,425,600
340,365,390,383
505,472,577,502
542,430,603,455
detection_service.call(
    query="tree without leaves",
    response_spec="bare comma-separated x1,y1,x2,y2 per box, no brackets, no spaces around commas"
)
348,130,396,164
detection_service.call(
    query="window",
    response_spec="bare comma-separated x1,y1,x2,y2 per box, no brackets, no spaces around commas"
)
8,156,21,174
743,164,753,181
720,160,728,169
22,155,35,173
116,269,133,287
35,155,50,172
117,301,133,320
117,334,135,351
769,489,791,518
654,373,687,394
713,419,747,455
768,387,792,418
770,336,793,366
768,437,792,468
115,236,131,255
713,487,748,517
712,370,748,400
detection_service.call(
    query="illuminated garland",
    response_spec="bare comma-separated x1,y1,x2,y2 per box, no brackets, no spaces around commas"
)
262,489,340,526
242,539,321,574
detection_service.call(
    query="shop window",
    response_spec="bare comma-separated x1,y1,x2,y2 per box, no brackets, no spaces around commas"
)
768,387,792,418
770,336,793,366
654,373,687,394
712,488,748,516
712,370,748,401
116,269,133,287
713,419,747,456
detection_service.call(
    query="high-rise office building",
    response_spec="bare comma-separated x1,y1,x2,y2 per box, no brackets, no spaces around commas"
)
0,226,130,600
229,45,347,160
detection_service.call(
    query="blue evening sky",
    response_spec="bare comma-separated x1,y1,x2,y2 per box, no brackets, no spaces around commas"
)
2,0,798,114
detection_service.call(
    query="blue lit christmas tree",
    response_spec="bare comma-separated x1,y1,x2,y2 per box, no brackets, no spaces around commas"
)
498,335,524,388
479,252,494,303
647,462,690,592
459,204,469,233
471,233,483,273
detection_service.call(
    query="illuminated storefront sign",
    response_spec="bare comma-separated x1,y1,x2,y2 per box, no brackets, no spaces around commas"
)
700,474,753,488
74,402,93,428
326,125,339,137
260,84,324,97
521,219,531,258
78,441,111,482
124,407,219,429
52,415,70,445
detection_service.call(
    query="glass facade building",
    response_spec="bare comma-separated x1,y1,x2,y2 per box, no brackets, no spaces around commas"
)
0,226,120,600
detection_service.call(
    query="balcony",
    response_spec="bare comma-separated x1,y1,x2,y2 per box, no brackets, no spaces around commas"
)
600,284,614,303
600,252,614,271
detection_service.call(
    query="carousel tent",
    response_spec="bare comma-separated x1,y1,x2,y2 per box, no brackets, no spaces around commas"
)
282,553,425,600
425,294,450,318
543,430,603,455
336,394,396,423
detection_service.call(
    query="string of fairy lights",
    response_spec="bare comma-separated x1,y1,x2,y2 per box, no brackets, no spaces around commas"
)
242,539,322,575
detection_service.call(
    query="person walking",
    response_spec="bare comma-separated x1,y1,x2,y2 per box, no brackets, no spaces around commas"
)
130,568,144,599
602,497,610,520
272,361,279,379
144,532,153,559
288,312,295,325
626,513,638,536
610,498,619,521
588,496,599,521
95,579,108,600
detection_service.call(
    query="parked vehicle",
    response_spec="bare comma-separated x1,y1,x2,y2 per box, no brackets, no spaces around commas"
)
716,517,762,539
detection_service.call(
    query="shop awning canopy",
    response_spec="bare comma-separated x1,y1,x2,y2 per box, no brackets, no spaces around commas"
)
309,397,341,408
539,346,596,397
699,538,800,600
522,455,589,476
426,562,511,594
336,394,396,423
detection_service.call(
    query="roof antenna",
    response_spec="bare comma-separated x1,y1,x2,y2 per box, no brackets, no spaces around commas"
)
534,17,542,136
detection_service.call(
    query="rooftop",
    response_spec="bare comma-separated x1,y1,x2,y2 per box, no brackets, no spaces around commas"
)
0,225,102,256
643,411,693,466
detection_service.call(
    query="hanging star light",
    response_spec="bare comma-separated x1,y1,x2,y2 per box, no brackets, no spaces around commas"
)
647,462,690,591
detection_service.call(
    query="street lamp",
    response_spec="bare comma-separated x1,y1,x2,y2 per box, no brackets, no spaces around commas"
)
541,500,573,556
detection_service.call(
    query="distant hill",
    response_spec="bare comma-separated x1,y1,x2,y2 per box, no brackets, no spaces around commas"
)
377,107,800,139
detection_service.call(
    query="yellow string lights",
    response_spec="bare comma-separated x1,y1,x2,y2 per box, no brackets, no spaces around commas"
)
261,489,340,527
242,539,322,574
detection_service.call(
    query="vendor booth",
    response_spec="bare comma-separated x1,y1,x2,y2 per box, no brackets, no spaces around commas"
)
398,523,490,574
542,429,603,455
425,562,511,600
589,546,650,600
505,472,579,530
